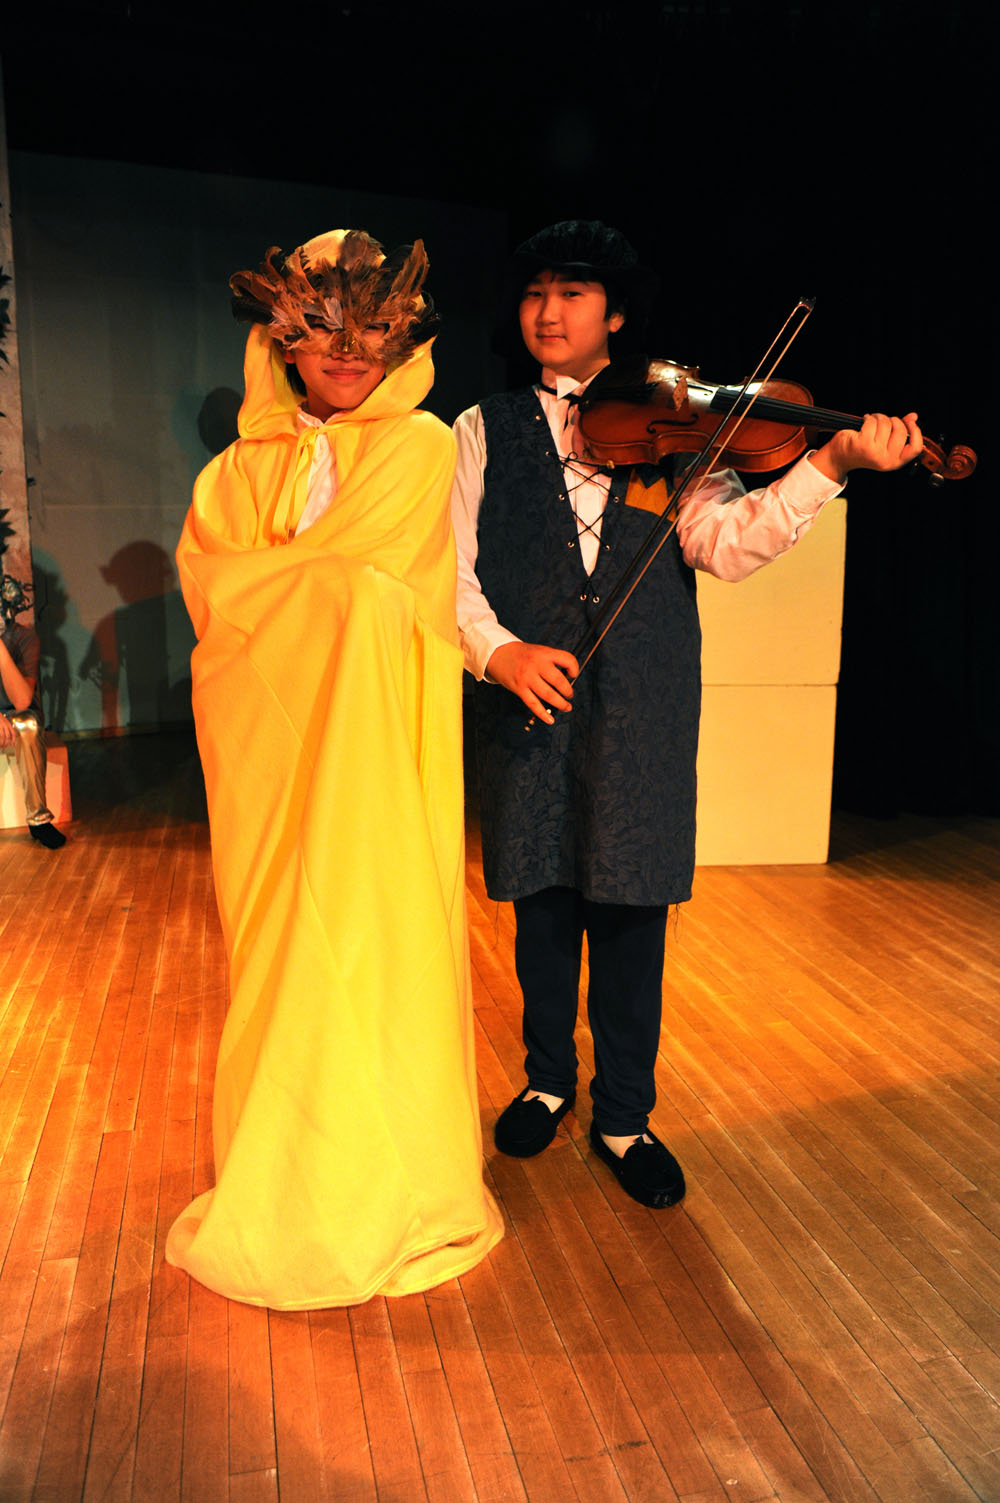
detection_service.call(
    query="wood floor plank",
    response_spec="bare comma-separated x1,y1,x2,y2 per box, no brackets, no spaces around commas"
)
228,1468,278,1502
349,1297,429,1502
308,1307,377,1502
132,1330,187,1503
81,947,180,1502
487,1151,666,1503
40,958,138,1263
180,1278,229,1503
146,1060,198,1347
386,1294,477,1501
460,1250,591,1502
227,1301,276,1478
424,1282,528,1503
268,1309,331,1502
31,1128,133,1503
0,1254,76,1500
550,1143,780,1501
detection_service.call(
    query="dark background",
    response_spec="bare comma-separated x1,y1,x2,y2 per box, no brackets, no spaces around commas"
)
2,0,994,815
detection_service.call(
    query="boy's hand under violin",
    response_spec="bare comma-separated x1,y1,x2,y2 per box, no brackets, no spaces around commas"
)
811,411,923,485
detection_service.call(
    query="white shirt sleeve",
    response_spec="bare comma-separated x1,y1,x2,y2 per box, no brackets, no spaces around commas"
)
675,453,844,582
451,405,520,679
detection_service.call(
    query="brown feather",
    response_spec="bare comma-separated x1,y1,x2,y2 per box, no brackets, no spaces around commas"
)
228,229,436,365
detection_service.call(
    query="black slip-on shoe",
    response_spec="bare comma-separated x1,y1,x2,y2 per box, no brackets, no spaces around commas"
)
494,1088,576,1158
30,823,66,849
589,1122,686,1208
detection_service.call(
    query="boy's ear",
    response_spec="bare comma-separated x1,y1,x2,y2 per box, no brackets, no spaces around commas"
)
609,311,625,334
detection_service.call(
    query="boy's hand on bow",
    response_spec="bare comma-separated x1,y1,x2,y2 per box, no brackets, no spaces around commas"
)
487,641,578,724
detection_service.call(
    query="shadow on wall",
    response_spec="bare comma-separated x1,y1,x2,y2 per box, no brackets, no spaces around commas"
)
32,385,241,737
79,542,195,730
33,561,75,732
197,387,241,457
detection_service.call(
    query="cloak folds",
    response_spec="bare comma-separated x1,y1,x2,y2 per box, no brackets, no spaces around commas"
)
166,329,502,1307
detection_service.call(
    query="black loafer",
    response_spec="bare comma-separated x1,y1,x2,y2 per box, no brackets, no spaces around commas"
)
30,823,66,849
494,1088,576,1158
589,1123,686,1208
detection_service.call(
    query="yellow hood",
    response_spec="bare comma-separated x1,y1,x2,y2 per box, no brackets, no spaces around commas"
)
237,323,436,443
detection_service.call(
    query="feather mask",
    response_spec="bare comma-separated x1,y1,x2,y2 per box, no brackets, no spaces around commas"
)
229,229,439,367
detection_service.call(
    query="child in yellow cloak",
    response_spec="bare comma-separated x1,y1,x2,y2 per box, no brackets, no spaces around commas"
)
166,229,502,1308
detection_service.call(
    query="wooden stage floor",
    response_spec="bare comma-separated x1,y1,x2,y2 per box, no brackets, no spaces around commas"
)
1,730,998,1502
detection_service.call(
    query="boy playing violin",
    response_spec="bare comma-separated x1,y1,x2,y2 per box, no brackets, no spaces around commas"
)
451,219,921,1209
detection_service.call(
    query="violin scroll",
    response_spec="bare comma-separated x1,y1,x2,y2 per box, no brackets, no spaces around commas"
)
919,439,977,485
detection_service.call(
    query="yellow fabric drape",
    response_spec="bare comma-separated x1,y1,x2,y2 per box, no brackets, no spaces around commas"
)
166,328,502,1307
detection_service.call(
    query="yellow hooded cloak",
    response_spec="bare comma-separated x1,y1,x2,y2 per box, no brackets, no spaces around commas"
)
166,325,502,1307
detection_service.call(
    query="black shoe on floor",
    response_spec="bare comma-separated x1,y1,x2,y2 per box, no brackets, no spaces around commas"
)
30,823,66,850
494,1087,576,1158
589,1123,685,1208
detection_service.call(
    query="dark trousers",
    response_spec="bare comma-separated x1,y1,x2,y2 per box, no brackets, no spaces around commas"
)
512,886,669,1137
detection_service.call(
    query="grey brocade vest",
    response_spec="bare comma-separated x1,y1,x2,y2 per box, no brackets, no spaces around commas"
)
473,387,702,906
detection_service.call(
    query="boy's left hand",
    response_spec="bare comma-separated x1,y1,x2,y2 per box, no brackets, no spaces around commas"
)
811,412,923,485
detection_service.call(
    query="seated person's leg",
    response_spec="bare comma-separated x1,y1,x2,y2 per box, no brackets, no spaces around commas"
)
9,711,66,848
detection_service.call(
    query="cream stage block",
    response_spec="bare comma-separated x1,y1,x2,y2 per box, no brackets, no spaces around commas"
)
694,496,846,865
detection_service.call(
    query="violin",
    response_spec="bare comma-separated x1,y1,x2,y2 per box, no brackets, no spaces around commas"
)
522,313,977,731
577,354,977,485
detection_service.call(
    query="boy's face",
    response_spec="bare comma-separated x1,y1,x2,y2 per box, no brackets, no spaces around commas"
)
519,270,624,383
286,346,387,419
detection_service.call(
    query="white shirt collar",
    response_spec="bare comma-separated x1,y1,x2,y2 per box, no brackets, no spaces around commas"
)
539,367,605,401
296,406,329,430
